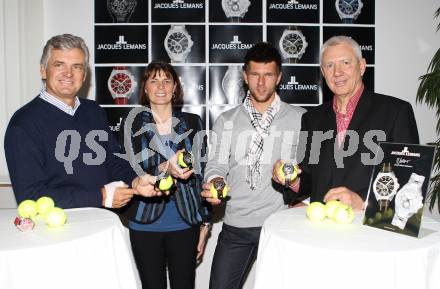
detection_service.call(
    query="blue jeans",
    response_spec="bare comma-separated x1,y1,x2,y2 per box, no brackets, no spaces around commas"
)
209,223,262,289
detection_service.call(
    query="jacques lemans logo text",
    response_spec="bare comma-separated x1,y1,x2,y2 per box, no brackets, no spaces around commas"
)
97,35,147,50
154,0,204,9
269,0,318,10
279,76,318,91
211,35,253,50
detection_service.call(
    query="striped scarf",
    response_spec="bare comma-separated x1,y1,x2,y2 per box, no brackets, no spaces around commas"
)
243,93,281,190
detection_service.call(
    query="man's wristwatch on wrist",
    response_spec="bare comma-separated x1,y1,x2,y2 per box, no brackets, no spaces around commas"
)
200,222,212,230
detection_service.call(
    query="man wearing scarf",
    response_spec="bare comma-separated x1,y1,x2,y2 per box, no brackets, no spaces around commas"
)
201,42,305,289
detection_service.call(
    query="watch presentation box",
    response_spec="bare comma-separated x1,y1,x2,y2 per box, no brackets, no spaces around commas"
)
363,142,435,238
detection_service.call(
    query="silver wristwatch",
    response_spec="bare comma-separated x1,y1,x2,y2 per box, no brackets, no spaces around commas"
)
221,0,251,20
106,0,137,23
279,29,308,63
335,0,364,24
391,173,425,230
221,66,246,105
372,163,400,212
164,25,194,63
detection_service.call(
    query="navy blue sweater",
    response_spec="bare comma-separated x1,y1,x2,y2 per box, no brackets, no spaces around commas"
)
4,97,136,208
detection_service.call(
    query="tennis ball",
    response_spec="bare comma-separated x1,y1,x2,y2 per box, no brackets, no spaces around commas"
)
178,151,193,169
333,204,355,224
157,175,173,191
36,196,55,215
44,207,67,228
306,202,326,222
18,200,38,218
325,200,342,219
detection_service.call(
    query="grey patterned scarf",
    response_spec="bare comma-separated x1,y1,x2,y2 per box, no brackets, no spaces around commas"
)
243,93,281,190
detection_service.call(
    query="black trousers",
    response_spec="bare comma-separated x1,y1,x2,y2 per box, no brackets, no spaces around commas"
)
209,223,262,289
129,227,199,289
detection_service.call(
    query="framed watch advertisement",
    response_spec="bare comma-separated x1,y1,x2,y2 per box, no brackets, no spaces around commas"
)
323,0,375,24
363,142,436,238
151,25,205,64
95,66,143,105
95,0,148,23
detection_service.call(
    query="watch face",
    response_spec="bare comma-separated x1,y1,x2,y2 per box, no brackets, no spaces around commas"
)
283,163,295,175
281,32,305,57
337,0,360,16
221,0,250,18
375,176,396,196
167,32,191,54
109,72,133,94
107,0,137,22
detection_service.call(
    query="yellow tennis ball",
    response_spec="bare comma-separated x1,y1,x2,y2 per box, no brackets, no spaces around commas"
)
325,200,342,219
18,200,38,218
158,175,173,191
36,196,55,215
44,207,67,228
178,152,187,168
306,202,326,222
178,151,193,169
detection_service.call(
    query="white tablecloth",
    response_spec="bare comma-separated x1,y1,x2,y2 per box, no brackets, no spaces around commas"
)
254,207,440,289
0,207,140,289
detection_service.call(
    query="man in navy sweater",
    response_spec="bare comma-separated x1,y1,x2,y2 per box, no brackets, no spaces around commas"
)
4,34,157,209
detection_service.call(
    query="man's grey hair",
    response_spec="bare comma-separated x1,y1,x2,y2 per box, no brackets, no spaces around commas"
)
320,35,363,61
40,34,89,70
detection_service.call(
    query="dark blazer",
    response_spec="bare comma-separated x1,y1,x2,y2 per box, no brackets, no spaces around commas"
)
120,109,210,225
298,89,419,202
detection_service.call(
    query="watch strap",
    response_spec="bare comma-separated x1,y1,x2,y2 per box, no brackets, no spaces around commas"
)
378,199,389,212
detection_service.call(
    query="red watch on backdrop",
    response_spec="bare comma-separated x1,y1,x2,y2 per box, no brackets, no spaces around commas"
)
107,66,136,105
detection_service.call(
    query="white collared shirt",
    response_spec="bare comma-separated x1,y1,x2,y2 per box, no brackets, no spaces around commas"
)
39,89,81,116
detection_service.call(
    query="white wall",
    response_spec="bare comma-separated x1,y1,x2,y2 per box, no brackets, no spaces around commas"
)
1,0,440,288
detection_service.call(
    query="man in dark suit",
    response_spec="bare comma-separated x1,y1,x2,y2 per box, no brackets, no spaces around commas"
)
273,35,419,210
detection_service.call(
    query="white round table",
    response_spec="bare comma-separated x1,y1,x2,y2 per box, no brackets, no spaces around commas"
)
0,207,140,289
254,207,440,289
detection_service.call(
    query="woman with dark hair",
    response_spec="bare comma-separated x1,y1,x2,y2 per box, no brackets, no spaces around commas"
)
122,62,211,289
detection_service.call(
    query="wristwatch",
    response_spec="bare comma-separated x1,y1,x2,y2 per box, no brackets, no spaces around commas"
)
107,66,136,105
106,0,137,23
372,163,400,212
335,0,363,24
391,173,425,230
164,25,194,63
221,66,246,105
221,0,251,21
200,222,213,231
279,29,308,63
279,162,299,187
